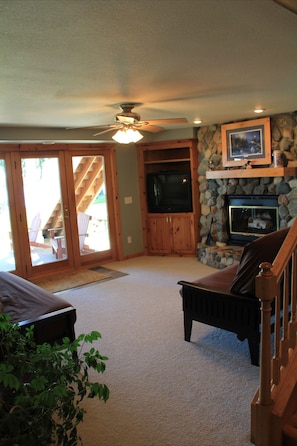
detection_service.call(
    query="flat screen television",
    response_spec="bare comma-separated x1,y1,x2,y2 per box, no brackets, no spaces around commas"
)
146,171,193,213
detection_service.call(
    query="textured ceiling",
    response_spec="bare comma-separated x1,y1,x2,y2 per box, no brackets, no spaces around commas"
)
0,0,296,140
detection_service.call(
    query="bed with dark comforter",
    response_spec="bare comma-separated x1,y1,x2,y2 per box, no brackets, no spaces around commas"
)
0,271,76,345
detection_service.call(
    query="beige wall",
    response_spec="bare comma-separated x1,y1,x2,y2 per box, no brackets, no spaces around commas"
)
115,143,143,257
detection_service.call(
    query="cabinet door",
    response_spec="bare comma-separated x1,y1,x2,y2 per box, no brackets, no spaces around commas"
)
172,215,195,255
147,215,171,254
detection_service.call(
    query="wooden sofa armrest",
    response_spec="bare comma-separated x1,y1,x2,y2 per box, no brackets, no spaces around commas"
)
19,306,76,345
178,280,258,302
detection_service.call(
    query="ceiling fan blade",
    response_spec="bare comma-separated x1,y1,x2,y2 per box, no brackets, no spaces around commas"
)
116,115,135,124
91,124,118,129
273,0,297,15
93,127,120,137
140,124,165,133
146,118,188,125
67,123,117,131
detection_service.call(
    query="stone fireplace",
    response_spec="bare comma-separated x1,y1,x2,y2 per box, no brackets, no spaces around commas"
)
196,112,297,269
197,177,296,269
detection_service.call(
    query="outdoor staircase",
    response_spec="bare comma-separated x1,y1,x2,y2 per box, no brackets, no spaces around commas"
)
73,156,104,212
43,156,104,233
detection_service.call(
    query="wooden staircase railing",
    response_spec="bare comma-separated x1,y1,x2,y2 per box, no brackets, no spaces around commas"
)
251,218,297,446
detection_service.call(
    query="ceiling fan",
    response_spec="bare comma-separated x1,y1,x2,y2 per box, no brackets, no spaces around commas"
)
273,0,297,15
69,103,188,143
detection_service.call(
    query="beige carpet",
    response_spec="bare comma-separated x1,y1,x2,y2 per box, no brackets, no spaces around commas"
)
35,269,109,293
60,256,259,446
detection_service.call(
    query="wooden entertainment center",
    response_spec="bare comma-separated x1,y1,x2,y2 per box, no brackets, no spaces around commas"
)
137,139,199,255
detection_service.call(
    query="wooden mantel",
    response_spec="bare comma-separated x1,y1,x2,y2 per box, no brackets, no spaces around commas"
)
206,167,297,179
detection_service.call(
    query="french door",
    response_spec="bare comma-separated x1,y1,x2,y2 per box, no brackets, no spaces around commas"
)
0,145,118,279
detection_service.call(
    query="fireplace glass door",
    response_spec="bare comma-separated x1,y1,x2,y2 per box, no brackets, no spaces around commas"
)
227,195,279,245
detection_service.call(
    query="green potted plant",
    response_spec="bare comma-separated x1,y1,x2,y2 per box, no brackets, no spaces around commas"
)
0,313,109,446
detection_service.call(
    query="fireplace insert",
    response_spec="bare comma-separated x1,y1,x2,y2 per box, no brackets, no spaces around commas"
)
227,195,279,246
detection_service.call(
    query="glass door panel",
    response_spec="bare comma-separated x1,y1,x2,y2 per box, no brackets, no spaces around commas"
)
0,146,117,279
72,155,110,256
21,157,68,266
0,159,16,271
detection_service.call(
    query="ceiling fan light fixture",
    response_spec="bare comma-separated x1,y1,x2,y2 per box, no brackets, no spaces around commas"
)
112,128,143,144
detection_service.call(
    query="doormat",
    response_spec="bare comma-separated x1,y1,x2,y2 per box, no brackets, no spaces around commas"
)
90,266,128,281
35,267,128,293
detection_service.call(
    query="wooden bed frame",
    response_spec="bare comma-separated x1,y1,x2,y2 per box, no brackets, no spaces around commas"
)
0,271,76,346
178,226,291,366
19,306,77,345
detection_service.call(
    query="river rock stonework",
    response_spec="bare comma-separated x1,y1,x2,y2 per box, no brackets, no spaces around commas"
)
196,111,297,268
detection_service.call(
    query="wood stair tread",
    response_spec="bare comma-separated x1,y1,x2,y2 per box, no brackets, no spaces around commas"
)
283,413,297,446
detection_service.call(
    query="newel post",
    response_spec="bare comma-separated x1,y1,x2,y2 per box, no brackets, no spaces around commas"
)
254,261,276,446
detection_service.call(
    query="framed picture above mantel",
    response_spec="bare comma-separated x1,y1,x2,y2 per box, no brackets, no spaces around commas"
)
221,117,271,167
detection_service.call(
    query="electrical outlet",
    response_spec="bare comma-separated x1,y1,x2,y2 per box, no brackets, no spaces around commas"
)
124,196,133,204
127,236,132,244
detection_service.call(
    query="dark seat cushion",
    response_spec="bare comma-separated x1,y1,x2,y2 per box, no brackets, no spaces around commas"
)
230,227,289,296
191,263,239,293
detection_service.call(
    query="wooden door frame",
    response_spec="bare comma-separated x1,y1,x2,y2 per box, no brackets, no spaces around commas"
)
1,143,122,279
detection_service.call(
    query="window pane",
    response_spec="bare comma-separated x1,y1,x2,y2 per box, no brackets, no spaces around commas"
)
72,155,110,254
22,157,67,265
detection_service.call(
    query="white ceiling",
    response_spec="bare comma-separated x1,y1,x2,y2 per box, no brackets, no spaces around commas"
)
0,0,296,141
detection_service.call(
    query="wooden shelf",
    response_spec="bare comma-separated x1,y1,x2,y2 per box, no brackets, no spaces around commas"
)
144,158,190,164
206,167,297,179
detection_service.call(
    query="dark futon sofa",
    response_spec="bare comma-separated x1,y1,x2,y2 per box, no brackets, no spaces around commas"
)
178,227,290,366
0,271,76,345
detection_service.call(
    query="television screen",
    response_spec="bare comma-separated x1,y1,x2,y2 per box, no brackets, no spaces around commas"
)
146,171,192,213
